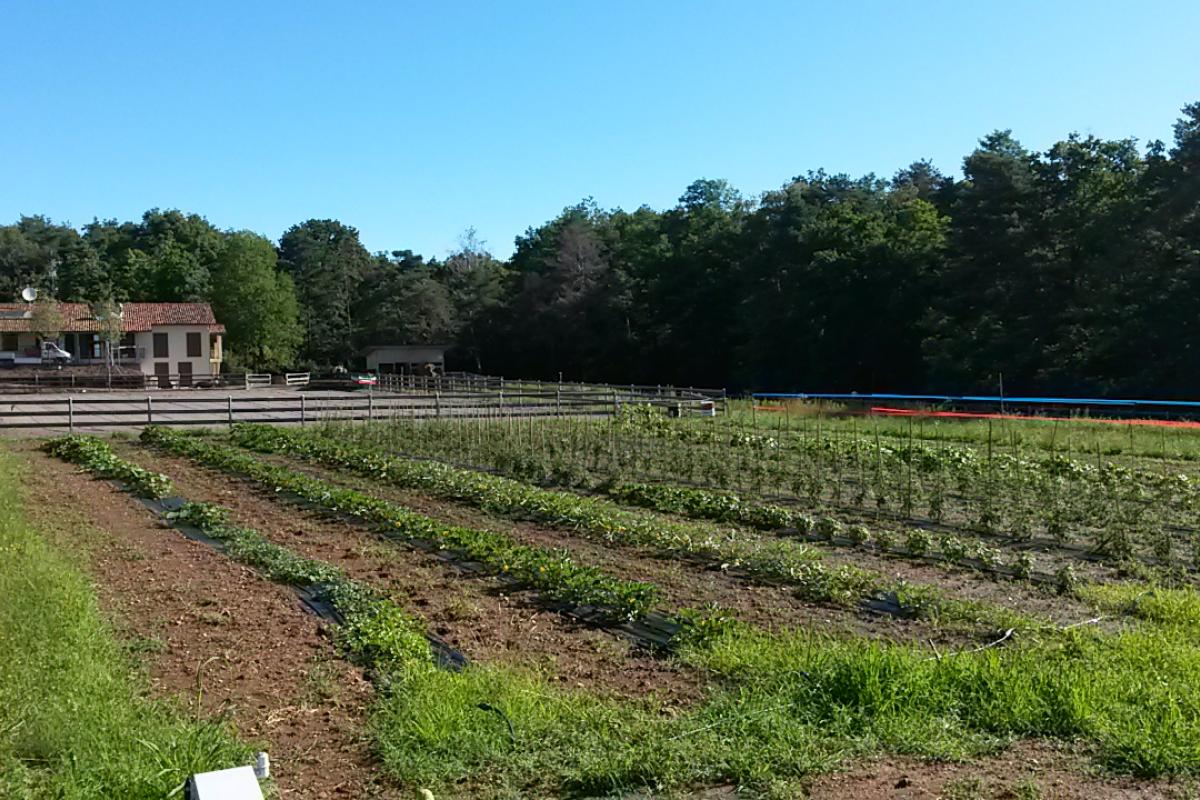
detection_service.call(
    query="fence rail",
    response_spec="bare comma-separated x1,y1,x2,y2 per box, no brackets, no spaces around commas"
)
0,383,724,431
0,372,251,392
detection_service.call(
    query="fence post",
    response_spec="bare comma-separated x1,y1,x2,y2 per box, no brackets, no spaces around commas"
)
227,395,234,427
368,393,374,421
556,387,562,416
146,396,152,425
300,394,306,426
67,397,74,434
435,390,441,418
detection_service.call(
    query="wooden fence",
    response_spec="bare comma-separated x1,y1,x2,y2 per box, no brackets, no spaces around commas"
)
0,383,724,431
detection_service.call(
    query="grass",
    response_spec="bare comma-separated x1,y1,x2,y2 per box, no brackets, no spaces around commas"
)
365,615,1200,797
0,444,251,799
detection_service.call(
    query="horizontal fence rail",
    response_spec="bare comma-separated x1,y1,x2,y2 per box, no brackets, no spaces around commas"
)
0,382,726,431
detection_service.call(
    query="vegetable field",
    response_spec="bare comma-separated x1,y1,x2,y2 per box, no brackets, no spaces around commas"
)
10,403,1200,798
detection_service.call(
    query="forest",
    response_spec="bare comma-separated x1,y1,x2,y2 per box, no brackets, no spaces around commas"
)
2,101,1197,395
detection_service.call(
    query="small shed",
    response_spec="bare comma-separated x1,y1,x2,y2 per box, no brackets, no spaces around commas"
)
364,344,449,374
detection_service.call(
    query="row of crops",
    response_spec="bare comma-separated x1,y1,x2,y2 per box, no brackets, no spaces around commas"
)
226,423,1046,630
312,407,1200,575
40,429,1200,792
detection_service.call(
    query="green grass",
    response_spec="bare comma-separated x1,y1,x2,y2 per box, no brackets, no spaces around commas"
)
366,614,1200,797
0,446,252,799
1077,582,1200,635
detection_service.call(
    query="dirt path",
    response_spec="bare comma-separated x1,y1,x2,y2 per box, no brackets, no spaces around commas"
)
116,442,708,705
17,443,401,799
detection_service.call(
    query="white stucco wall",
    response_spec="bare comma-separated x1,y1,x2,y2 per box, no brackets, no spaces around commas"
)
134,327,217,376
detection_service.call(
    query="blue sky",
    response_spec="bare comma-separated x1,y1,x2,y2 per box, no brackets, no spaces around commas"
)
2,0,1197,258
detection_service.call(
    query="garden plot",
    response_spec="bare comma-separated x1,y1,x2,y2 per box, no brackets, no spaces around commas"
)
323,409,1200,580
214,437,1101,638
27,422,1200,799
115,442,703,703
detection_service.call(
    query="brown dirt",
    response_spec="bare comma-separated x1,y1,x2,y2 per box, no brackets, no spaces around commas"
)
17,443,401,799
804,741,1189,800
174,444,956,644
115,442,707,706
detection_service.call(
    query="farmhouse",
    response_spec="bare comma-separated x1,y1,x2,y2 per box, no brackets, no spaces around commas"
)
0,302,224,382
364,344,448,374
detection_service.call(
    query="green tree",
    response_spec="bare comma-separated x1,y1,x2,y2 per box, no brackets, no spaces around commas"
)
29,297,64,342
278,219,372,366
210,232,303,371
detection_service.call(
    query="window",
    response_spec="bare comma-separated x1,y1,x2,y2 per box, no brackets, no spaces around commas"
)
120,332,136,347
63,333,75,355
153,332,169,358
177,361,192,387
1,333,16,352
186,331,201,358
153,361,171,388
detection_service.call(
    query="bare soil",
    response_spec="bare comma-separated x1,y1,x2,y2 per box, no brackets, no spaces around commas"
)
17,443,401,799
805,741,1189,800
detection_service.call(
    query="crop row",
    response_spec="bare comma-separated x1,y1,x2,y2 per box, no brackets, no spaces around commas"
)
608,481,1067,587
140,426,659,621
44,435,435,676
231,424,1044,630
230,424,881,602
45,435,176,499
168,501,433,673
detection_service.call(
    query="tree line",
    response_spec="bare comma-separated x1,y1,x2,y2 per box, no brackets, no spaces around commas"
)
2,101,1197,395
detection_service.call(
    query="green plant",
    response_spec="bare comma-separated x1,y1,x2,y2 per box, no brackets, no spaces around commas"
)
905,528,932,557
1011,552,1035,580
816,516,842,540
43,436,174,499
939,534,968,564
847,524,871,546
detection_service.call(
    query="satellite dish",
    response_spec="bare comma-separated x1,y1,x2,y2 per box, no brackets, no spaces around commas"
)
20,287,38,302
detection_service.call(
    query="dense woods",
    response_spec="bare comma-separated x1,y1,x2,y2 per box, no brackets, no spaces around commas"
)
2,102,1197,394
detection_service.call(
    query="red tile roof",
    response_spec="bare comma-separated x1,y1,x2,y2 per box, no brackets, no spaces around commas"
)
0,302,225,333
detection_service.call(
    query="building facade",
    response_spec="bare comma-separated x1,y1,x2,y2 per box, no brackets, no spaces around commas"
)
364,344,448,374
0,302,225,382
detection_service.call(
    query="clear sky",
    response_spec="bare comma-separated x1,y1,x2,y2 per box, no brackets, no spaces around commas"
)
2,0,1197,258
